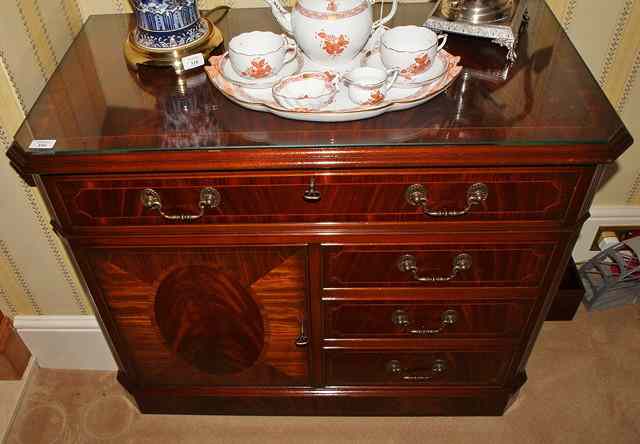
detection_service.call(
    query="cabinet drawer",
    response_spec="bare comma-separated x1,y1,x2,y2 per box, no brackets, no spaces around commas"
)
323,300,534,339
323,241,558,289
325,349,513,386
44,167,589,229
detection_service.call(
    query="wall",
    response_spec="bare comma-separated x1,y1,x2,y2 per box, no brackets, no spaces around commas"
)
546,0,640,206
1,0,640,317
0,0,87,318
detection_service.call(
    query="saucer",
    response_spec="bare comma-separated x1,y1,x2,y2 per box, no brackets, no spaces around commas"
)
219,51,304,90
361,48,448,88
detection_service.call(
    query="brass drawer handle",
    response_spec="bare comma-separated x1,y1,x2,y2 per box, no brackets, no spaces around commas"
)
386,359,448,381
406,183,488,217
141,187,221,221
303,178,321,202
391,309,458,335
397,253,472,282
295,318,310,347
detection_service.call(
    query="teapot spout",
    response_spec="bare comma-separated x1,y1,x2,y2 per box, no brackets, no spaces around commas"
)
263,0,293,35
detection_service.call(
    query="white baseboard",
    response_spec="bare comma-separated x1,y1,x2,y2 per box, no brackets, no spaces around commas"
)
13,316,117,371
574,206,640,263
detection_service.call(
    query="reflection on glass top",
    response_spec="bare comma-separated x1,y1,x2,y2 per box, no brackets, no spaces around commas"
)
13,0,625,155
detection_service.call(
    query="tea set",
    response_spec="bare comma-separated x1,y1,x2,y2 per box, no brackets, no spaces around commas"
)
206,0,462,121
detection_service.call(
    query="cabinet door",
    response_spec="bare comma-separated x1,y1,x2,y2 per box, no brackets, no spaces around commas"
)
84,246,310,387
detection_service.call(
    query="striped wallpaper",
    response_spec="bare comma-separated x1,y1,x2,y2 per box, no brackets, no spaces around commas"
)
0,0,639,316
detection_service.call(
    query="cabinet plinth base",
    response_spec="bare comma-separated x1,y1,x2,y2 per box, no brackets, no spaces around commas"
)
117,372,526,416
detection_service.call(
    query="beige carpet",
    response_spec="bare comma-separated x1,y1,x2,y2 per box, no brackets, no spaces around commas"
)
0,359,33,443
5,305,640,444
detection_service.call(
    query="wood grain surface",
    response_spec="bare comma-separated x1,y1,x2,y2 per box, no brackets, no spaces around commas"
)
323,299,535,339
6,0,632,416
42,167,592,229
84,246,310,386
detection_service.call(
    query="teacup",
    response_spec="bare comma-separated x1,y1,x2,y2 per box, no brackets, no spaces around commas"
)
343,67,399,106
272,71,339,111
380,26,447,80
229,31,297,79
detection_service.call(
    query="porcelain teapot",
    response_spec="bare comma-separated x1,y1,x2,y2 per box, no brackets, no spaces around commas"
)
264,0,398,68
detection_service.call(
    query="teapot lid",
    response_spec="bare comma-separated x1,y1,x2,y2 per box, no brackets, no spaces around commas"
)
298,0,366,13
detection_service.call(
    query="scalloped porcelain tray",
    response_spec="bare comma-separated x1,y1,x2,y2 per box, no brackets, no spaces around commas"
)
205,49,462,122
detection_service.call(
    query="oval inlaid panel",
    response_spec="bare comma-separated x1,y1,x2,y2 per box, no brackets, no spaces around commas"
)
155,266,264,375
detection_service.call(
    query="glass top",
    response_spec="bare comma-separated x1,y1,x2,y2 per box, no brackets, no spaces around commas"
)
13,0,625,155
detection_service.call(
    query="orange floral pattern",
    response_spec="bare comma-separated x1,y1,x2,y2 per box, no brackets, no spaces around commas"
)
316,32,349,56
241,58,273,79
323,71,337,82
295,1,368,20
366,89,385,105
400,53,431,80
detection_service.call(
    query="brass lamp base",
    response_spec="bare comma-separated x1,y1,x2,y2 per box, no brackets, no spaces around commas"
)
124,18,223,74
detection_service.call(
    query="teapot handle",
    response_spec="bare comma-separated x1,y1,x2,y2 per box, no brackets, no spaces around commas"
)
371,0,399,29
264,0,294,34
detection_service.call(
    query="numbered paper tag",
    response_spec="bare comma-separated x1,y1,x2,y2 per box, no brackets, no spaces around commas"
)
181,53,205,71
29,139,56,150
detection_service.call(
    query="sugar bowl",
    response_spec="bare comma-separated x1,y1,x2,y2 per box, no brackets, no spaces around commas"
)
273,71,339,111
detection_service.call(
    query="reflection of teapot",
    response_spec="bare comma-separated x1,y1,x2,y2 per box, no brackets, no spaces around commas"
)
264,0,398,68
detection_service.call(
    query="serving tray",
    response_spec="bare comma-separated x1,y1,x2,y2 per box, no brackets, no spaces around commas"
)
205,51,462,122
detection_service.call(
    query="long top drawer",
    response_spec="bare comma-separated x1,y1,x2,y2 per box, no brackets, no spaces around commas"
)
44,167,593,230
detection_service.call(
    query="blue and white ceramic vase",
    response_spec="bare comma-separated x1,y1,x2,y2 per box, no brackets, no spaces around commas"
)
130,0,208,49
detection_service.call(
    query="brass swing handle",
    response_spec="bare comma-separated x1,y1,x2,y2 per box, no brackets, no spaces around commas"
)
141,187,221,221
405,183,488,217
397,253,472,282
391,309,458,335
386,359,448,381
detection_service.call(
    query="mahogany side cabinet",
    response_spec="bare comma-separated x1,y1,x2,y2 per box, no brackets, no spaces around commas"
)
7,1,632,415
